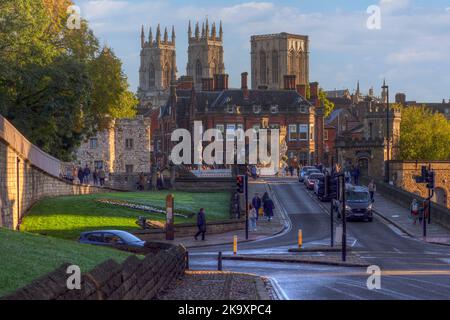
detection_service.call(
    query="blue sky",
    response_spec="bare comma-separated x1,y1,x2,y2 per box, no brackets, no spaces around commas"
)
75,0,450,102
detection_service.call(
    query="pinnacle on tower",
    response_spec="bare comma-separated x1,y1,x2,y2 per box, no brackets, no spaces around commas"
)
219,20,223,40
195,22,200,39
211,22,216,39
149,26,153,44
171,26,176,43
188,20,192,39
156,24,161,43
164,27,168,43
141,25,145,48
205,18,209,39
202,22,205,38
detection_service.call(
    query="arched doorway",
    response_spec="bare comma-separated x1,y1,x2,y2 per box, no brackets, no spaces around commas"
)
433,188,447,207
357,157,369,178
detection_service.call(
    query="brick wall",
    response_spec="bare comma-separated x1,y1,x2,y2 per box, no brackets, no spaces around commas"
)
3,245,186,300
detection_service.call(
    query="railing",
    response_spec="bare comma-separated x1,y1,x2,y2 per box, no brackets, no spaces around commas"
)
0,115,61,177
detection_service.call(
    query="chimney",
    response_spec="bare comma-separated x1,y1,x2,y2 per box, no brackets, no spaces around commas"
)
177,76,194,90
395,93,406,105
202,77,214,91
241,72,249,98
284,75,296,90
310,82,319,99
296,84,306,98
213,74,229,91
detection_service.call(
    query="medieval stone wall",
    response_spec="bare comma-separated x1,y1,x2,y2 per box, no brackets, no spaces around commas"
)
3,245,186,300
390,161,450,208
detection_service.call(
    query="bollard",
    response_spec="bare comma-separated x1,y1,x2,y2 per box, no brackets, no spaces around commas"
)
233,235,238,255
218,252,223,271
298,229,303,248
185,251,190,270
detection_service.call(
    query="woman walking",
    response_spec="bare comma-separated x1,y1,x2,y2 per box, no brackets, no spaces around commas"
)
249,204,257,231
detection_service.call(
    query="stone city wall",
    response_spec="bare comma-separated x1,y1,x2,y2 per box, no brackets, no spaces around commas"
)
3,245,186,300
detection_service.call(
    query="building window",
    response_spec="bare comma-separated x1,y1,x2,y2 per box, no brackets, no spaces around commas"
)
299,124,308,141
310,124,315,140
253,105,262,114
272,50,278,84
324,130,329,141
288,124,298,141
94,161,104,170
89,138,98,149
196,59,202,84
299,152,308,165
270,105,279,113
148,64,155,88
125,165,134,173
299,105,308,113
260,50,267,84
226,105,234,114
226,124,236,141
125,139,134,150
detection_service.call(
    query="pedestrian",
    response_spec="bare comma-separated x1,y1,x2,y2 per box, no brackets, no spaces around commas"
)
71,166,77,183
251,165,258,180
289,166,294,177
157,171,163,190
410,198,419,224
83,164,91,185
249,204,257,231
262,192,269,204
99,168,106,186
368,180,376,202
252,193,262,221
194,208,206,241
93,169,99,186
263,195,275,222
77,166,84,184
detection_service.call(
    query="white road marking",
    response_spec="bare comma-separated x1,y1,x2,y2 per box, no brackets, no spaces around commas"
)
269,278,290,300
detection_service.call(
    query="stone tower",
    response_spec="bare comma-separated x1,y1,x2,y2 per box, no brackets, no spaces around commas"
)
138,24,177,109
251,33,309,90
186,19,225,90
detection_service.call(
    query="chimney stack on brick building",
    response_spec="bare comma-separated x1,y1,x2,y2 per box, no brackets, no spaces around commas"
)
395,93,406,105
296,84,307,98
202,78,214,91
283,75,296,90
213,74,229,91
241,72,249,98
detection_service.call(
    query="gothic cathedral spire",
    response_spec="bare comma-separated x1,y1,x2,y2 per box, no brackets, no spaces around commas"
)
188,21,192,39
141,25,145,48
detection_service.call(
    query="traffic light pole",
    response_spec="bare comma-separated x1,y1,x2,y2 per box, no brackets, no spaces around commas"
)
341,175,347,262
245,174,249,240
330,197,334,247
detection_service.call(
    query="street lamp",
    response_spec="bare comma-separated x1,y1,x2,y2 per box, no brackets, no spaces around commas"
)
382,80,390,183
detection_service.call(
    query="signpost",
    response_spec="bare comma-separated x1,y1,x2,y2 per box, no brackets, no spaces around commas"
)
166,194,175,240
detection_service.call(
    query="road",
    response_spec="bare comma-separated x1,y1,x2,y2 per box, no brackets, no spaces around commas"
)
189,178,450,300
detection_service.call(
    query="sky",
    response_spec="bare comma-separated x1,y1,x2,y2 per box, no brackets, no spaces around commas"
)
74,0,450,102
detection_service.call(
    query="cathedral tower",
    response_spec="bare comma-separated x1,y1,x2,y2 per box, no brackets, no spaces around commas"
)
251,33,309,90
138,24,177,108
186,19,225,90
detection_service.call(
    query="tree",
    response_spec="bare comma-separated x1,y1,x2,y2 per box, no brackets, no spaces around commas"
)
0,0,137,161
319,88,335,117
399,105,450,161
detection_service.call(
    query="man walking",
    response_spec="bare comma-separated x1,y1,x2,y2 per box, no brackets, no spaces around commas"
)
252,193,262,221
83,164,91,185
77,166,84,184
263,195,275,222
194,208,207,241
99,168,106,187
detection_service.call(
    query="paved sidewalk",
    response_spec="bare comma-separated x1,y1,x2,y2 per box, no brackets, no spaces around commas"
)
373,192,450,245
154,178,287,248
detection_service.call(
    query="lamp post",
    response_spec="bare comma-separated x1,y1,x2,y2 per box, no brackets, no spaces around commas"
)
382,80,390,183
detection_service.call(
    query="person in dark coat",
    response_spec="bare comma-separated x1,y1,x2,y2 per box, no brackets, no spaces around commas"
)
77,166,84,184
262,192,269,204
263,196,275,222
194,208,206,241
83,165,91,185
252,193,262,221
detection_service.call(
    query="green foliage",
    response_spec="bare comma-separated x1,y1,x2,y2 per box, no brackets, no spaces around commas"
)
319,88,335,117
0,0,137,161
399,105,450,161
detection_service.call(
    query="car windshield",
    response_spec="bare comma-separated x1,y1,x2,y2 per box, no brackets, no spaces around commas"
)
309,174,323,179
302,167,315,172
115,232,143,243
346,191,369,202
306,170,320,175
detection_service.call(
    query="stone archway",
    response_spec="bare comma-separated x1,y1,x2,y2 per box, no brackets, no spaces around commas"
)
433,187,447,207
357,157,369,178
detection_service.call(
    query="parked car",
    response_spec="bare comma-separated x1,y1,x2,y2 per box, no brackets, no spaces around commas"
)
79,230,146,248
299,166,316,182
302,169,321,185
306,173,324,190
334,185,373,222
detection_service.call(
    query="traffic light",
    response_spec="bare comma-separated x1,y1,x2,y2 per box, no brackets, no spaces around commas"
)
236,175,244,193
426,171,435,189
325,175,338,199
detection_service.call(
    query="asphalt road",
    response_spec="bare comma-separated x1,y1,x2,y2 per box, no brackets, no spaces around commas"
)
189,178,450,300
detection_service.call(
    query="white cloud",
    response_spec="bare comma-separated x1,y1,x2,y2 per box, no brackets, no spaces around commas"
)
387,49,446,64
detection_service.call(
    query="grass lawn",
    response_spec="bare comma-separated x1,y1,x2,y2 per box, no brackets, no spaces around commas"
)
0,228,134,297
20,191,230,240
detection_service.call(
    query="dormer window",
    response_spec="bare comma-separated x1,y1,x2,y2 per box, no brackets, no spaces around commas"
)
270,105,279,113
226,105,234,114
299,105,308,113
253,105,262,114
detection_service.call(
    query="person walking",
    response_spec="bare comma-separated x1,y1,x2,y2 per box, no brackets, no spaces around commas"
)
83,165,91,185
99,168,106,187
410,198,420,224
368,180,376,202
194,208,207,241
77,166,84,184
249,204,257,231
93,169,99,186
252,193,262,221
263,195,275,222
